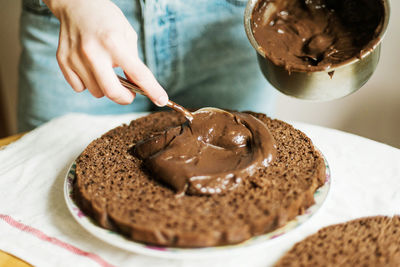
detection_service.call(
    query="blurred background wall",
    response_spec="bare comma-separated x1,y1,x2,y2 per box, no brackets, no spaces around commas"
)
1,0,399,148
0,0,21,136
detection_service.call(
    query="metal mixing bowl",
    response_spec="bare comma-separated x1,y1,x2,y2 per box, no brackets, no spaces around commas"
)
244,0,391,101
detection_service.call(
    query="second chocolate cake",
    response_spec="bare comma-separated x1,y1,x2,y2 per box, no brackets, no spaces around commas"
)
275,216,400,266
73,111,326,247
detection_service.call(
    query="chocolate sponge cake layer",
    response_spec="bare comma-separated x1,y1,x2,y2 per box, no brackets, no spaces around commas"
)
74,111,326,247
275,216,400,267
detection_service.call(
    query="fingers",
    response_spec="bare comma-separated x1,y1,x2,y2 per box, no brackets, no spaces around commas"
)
57,35,136,103
91,64,135,105
83,51,135,105
57,41,104,98
58,61,85,93
57,46,85,93
57,20,165,106
73,61,105,98
99,29,168,107
115,49,169,107
53,0,165,106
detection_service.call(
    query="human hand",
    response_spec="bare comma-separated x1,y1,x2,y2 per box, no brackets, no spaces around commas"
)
43,0,168,106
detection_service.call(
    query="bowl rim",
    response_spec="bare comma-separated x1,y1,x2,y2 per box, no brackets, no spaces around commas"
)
244,0,391,73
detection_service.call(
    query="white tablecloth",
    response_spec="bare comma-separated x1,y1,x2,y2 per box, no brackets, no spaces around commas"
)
0,113,399,267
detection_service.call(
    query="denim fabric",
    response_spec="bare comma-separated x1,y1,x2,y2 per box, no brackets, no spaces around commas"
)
18,0,276,131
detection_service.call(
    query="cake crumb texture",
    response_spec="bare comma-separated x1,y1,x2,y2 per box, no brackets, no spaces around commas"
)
74,111,326,247
275,216,400,267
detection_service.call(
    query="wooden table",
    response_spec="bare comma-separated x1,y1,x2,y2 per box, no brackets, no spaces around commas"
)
0,133,31,267
0,134,25,148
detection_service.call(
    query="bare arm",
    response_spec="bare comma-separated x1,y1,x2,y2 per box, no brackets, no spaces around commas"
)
43,0,169,106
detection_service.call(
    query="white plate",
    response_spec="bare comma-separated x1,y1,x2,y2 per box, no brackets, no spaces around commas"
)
64,155,331,259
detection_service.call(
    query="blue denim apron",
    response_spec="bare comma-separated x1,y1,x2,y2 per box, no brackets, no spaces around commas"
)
18,0,276,131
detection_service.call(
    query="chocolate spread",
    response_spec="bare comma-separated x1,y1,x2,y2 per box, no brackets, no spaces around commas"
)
251,0,384,72
134,110,276,196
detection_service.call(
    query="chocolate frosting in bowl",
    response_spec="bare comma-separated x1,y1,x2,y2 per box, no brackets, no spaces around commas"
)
134,109,276,196
251,0,385,72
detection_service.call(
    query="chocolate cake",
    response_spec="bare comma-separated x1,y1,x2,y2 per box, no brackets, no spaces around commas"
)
275,216,400,266
73,111,326,247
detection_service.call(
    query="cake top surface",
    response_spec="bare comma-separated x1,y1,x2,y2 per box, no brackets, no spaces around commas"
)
275,216,400,267
134,109,276,196
74,111,326,247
